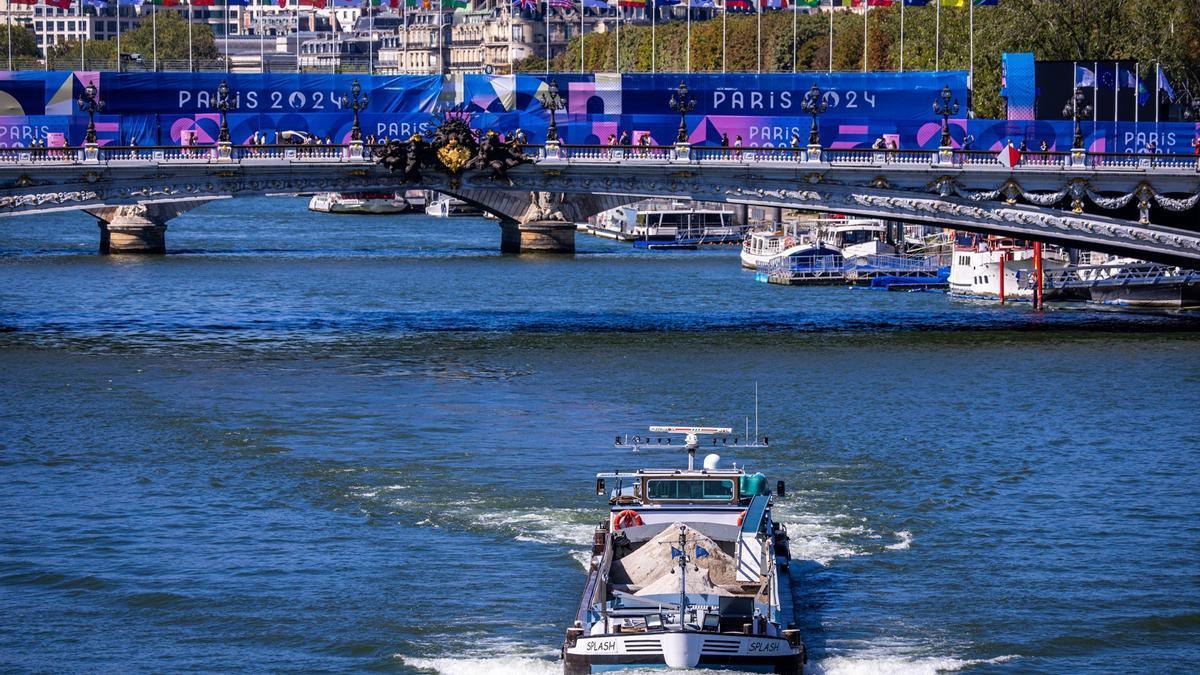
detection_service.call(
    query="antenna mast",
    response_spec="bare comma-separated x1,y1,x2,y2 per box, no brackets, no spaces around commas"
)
649,426,732,470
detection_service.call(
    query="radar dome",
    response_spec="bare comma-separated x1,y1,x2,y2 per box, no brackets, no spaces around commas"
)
702,453,721,470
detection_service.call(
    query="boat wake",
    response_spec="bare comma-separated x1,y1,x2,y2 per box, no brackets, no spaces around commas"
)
811,652,1018,674
401,654,561,675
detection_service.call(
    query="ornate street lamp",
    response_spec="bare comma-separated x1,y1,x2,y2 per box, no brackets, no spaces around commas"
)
933,85,959,148
77,81,104,146
668,81,696,145
800,83,828,147
1061,86,1093,151
341,79,368,143
538,80,564,143
215,80,237,145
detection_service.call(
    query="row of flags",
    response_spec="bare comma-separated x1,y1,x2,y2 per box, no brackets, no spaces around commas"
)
7,0,1008,8
1077,62,1178,104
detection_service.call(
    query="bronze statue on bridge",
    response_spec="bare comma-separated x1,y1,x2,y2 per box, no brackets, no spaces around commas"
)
375,115,528,187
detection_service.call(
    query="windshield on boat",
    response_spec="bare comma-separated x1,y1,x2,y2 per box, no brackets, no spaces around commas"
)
645,478,736,501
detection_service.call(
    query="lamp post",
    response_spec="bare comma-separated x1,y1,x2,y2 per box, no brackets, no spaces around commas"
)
215,80,237,160
341,79,368,143
1062,86,1093,152
800,83,827,147
1182,96,1200,122
538,79,564,144
668,81,696,145
215,80,237,145
77,80,103,147
933,84,959,148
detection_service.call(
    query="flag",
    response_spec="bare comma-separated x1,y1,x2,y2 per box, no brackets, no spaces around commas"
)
45,0,74,7
695,545,710,558
690,0,714,6
726,0,753,11
512,0,536,8
867,0,893,6
81,0,109,6
582,0,606,7
300,0,326,6
903,0,930,5
972,0,998,4
797,0,819,5
656,0,680,6
618,0,645,6
762,0,787,9
670,546,683,559
446,0,469,6
191,0,215,6
997,142,1021,168
940,0,963,6
226,0,251,4
1158,65,1176,103
8,0,37,5
547,0,572,8
1075,65,1095,87
1096,62,1116,90
333,0,360,5
1136,77,1149,106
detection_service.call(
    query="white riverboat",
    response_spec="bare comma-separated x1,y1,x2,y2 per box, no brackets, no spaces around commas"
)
563,426,804,675
948,235,1070,300
585,201,743,248
307,191,409,214
741,217,894,270
426,194,483,217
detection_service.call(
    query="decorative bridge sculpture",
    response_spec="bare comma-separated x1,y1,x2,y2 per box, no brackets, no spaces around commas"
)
0,115,1198,261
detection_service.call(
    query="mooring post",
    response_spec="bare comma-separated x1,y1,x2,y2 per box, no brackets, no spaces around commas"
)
998,254,1006,305
1033,241,1044,310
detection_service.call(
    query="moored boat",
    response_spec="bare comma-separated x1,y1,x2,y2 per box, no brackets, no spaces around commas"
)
947,234,1070,300
563,426,804,675
308,191,409,214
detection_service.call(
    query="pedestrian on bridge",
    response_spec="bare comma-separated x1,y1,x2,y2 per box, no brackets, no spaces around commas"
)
720,132,729,159
734,135,743,160
619,130,630,148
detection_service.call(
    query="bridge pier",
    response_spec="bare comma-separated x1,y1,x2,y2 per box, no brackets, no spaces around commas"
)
87,201,208,255
499,219,576,254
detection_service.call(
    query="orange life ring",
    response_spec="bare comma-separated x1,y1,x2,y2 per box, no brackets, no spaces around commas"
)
613,509,644,530
736,510,747,527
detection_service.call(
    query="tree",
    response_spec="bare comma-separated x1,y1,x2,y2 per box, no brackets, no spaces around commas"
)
548,1,1200,119
0,25,40,61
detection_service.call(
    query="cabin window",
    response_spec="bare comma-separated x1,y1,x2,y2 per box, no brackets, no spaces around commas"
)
645,479,735,501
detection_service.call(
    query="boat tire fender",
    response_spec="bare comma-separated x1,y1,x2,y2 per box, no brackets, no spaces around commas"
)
736,510,747,527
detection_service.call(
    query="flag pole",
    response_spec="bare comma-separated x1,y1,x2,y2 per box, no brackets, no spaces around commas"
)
721,0,725,73
295,3,300,73
6,4,11,73
190,1,195,72
369,4,374,75
544,0,548,75
685,0,690,74
934,0,939,71
756,0,761,73
78,0,84,69
969,0,974,103
224,0,230,72
1113,61,1118,125
898,0,903,72
651,0,655,74
826,0,831,73
1134,62,1138,129
1154,61,1160,140
1091,59,1097,129
152,3,157,72
116,3,122,72
579,3,583,73
615,3,620,73
254,3,261,73
791,1,796,73
861,1,866,73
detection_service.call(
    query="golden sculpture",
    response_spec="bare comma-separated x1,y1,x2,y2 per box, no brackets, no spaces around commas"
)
437,138,471,174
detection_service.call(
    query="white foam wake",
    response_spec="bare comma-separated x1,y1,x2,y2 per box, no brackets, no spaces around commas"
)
401,655,561,675
779,512,870,565
812,653,1018,675
885,530,913,551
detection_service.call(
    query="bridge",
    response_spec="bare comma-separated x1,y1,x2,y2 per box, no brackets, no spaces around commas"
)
1,141,1198,263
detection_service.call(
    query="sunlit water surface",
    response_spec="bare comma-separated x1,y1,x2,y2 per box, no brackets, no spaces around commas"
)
1,198,1198,674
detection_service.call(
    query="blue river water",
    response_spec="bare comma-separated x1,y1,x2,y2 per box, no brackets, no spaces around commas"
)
1,198,1198,674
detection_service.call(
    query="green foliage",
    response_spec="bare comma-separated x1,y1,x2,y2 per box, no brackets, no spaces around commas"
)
546,1,1200,119
0,25,40,61
117,9,219,61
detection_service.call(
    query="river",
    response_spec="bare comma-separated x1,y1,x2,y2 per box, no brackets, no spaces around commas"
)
1,197,1198,674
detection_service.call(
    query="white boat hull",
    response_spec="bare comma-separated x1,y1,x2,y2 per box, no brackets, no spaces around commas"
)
565,631,801,673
